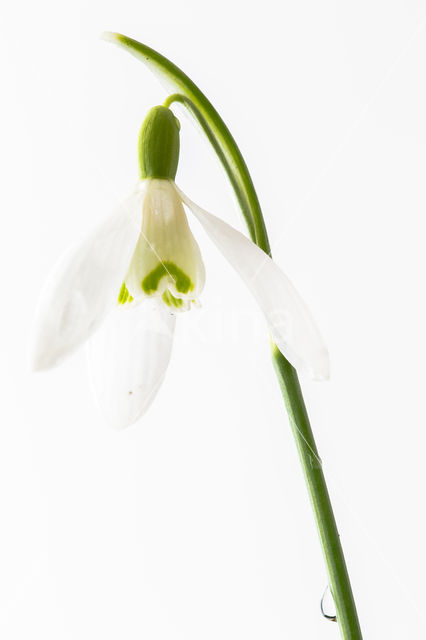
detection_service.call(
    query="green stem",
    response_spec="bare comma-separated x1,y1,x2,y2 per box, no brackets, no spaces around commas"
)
272,346,362,638
105,32,363,639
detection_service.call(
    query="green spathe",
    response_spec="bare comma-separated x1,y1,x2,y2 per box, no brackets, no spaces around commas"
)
142,261,193,294
138,106,180,180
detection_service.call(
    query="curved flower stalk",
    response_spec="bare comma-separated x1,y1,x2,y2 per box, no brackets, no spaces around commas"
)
102,32,269,253
98,34,363,640
32,106,328,429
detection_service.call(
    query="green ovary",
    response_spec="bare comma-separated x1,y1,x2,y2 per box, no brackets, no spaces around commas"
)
142,261,193,294
118,282,133,304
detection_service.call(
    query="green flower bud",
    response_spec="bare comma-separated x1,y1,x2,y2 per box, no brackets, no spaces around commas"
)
138,106,180,180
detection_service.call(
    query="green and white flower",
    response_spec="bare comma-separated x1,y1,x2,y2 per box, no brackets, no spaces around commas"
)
32,106,329,429
122,178,205,312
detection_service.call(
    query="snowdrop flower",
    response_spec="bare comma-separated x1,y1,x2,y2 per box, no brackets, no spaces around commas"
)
32,106,329,428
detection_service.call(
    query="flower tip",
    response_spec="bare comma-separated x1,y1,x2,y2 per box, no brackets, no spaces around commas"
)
30,326,66,373
108,415,140,431
100,31,124,45
29,345,59,373
29,356,49,374
309,349,330,382
94,403,147,432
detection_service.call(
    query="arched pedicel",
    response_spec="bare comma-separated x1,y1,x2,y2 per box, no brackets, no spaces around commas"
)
102,32,267,253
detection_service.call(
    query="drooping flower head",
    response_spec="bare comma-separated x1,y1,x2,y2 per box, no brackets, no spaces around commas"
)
121,106,205,312
32,105,329,428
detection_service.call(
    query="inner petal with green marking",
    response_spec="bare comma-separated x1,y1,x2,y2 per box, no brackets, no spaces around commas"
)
122,178,205,310
142,261,193,294
118,282,133,305
162,290,189,309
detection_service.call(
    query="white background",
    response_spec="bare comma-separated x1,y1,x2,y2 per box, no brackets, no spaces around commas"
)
1,1,426,638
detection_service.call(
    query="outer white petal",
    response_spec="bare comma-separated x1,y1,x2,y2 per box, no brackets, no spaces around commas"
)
31,188,145,371
176,186,330,380
87,301,176,429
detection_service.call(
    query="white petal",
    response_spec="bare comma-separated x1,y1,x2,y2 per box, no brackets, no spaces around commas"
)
31,188,145,371
87,301,176,429
176,186,329,380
